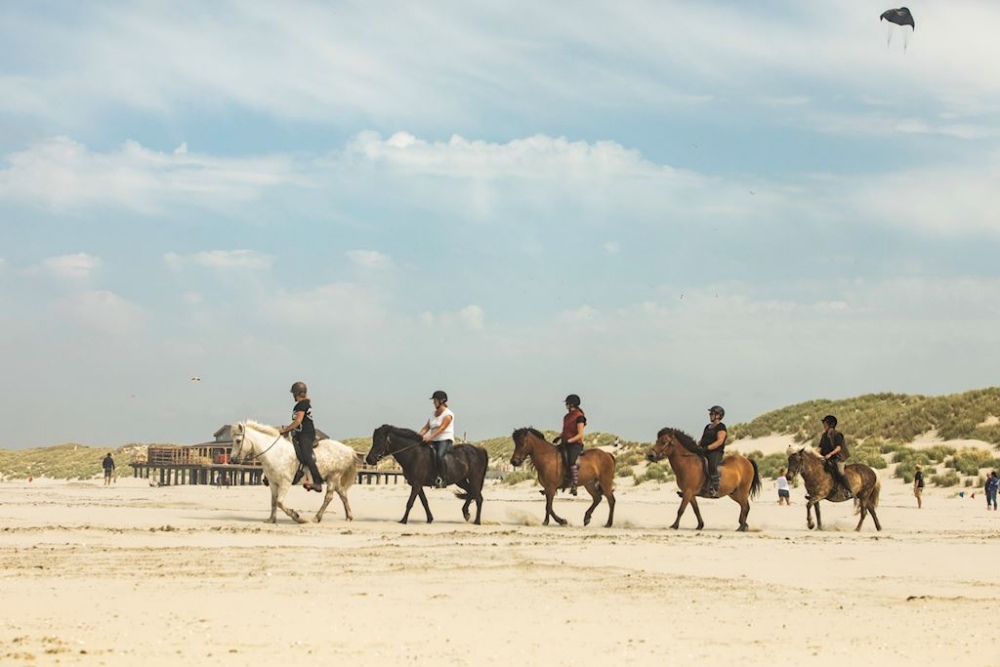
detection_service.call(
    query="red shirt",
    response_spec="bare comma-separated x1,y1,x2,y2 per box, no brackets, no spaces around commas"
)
561,408,587,443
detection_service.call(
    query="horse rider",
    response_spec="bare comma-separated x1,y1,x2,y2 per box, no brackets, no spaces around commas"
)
554,394,587,496
420,390,455,488
817,414,852,499
699,405,728,498
278,381,323,493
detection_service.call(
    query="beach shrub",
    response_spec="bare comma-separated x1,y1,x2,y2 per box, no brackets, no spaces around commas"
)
930,470,960,487
946,449,999,476
501,471,536,486
753,452,789,480
895,459,933,483
849,444,888,469
616,466,634,478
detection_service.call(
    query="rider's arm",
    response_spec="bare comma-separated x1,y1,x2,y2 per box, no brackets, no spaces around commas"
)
705,429,727,451
279,410,305,436
424,414,453,442
824,433,843,460
565,419,585,445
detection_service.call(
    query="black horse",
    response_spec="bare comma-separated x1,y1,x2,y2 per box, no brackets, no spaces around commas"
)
366,424,488,525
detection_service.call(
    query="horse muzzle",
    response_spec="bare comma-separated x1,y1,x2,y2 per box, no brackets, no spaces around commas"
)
510,456,523,468
365,454,379,466
645,453,659,463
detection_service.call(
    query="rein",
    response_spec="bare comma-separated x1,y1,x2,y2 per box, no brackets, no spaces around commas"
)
379,431,425,459
236,426,284,463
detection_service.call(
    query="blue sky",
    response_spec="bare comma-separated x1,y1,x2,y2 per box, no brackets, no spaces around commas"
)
1,1,998,448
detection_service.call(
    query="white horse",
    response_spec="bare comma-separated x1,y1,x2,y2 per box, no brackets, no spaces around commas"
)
229,421,358,524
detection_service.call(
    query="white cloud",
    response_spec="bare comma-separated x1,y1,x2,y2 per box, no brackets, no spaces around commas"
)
55,290,144,334
41,252,101,280
347,249,392,269
164,250,272,270
0,137,296,213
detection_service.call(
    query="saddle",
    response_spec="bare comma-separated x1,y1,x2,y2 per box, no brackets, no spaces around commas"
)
822,460,853,501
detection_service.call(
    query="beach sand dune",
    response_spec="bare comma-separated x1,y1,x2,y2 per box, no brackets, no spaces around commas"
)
1,474,998,666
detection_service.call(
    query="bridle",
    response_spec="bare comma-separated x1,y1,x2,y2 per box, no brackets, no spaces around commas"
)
231,424,283,463
371,429,424,463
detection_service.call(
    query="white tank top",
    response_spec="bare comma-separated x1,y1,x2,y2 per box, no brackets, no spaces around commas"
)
428,407,455,442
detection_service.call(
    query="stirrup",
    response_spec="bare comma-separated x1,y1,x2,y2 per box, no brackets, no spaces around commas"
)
434,476,445,488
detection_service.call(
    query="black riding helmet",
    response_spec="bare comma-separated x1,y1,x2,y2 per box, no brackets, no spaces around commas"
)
430,390,448,403
822,415,838,428
565,394,581,408
708,405,725,419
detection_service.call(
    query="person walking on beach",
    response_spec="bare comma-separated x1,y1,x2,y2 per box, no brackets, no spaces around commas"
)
985,471,998,511
420,390,455,488
102,452,115,485
913,465,924,508
776,468,791,505
554,394,587,496
817,415,852,500
278,381,323,493
699,405,728,498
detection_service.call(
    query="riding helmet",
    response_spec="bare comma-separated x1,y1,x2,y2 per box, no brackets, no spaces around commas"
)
565,394,581,408
430,390,448,403
822,414,838,428
290,381,307,396
708,405,725,418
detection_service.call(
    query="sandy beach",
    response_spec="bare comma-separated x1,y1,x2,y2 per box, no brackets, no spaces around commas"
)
2,441,999,667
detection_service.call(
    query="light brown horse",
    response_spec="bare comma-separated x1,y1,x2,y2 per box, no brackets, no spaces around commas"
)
646,427,761,531
510,427,616,527
785,446,882,532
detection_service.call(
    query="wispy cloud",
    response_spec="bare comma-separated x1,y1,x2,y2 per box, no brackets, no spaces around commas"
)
347,249,392,269
41,252,101,280
164,250,273,271
0,137,296,214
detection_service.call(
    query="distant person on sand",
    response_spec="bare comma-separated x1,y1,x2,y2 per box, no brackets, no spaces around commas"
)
278,381,322,493
913,465,924,509
817,415,852,500
102,452,115,485
985,471,998,511
553,394,586,496
776,468,791,505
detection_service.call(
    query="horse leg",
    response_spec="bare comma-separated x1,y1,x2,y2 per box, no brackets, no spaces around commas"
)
274,485,306,524
267,486,279,524
672,494,692,529
313,484,336,523
805,499,816,530
545,488,567,526
400,484,421,524
814,501,823,531
582,482,601,527
854,501,867,532
869,501,883,531
604,487,616,528
689,497,705,530
456,478,473,522
736,493,750,532
417,488,434,524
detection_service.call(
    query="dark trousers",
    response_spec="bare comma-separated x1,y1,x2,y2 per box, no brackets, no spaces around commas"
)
706,449,724,489
293,434,323,484
432,440,453,478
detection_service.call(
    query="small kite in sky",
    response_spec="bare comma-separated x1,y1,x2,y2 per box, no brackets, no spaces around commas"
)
190,376,201,382
881,7,915,51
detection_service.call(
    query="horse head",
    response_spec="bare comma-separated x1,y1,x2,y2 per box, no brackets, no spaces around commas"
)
785,445,807,480
648,428,678,462
229,422,247,464
366,425,392,466
510,427,544,467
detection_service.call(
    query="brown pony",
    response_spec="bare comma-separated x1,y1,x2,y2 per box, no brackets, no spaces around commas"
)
510,427,616,527
646,427,761,531
785,446,882,532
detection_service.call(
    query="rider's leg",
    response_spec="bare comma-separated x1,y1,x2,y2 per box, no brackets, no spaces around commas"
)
295,434,323,492
434,440,453,487
567,444,582,496
834,460,852,498
705,449,723,497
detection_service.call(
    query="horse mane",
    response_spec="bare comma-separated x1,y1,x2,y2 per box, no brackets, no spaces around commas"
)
513,427,547,441
243,420,281,437
384,424,424,441
656,427,701,453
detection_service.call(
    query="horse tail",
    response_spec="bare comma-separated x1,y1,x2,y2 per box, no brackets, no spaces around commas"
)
748,458,762,500
340,450,360,489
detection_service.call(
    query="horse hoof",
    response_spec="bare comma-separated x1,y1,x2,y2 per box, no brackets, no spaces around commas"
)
583,516,592,526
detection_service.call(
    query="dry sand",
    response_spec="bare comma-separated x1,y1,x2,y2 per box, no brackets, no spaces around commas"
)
2,452,999,667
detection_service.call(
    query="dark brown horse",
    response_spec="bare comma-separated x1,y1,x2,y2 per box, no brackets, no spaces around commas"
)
785,446,882,532
366,425,488,525
510,427,616,527
646,427,761,531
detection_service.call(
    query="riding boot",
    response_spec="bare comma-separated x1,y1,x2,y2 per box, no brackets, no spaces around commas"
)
434,454,445,488
306,460,323,492
292,467,304,485
569,464,579,496
705,473,720,498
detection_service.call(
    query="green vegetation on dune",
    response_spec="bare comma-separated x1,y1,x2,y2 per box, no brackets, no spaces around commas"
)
730,387,1000,446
